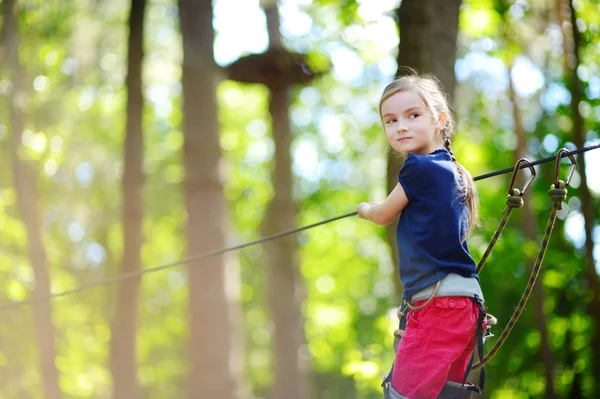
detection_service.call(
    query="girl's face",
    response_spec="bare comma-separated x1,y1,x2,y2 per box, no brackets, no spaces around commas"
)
380,89,443,155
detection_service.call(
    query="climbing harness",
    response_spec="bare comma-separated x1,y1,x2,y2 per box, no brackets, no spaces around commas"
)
382,291,486,399
383,149,575,399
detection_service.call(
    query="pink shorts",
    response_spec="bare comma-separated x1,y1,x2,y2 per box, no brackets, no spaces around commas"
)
391,296,480,399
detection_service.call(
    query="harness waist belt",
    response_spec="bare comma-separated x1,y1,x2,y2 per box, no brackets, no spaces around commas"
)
411,273,484,303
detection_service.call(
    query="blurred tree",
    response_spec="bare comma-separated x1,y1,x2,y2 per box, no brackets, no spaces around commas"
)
390,0,463,299
397,0,462,99
557,0,600,395
228,1,316,397
503,2,557,395
557,278,585,398
508,64,558,398
261,60,310,399
0,0,598,398
178,0,243,398
1,0,62,398
109,0,146,398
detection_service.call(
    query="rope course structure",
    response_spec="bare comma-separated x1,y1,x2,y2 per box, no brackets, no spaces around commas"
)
472,148,575,369
0,143,599,312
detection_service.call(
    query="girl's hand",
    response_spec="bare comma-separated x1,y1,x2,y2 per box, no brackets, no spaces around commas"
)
357,202,373,220
356,184,408,225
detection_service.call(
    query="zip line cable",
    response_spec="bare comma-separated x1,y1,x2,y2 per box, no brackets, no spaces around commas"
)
472,142,599,182
1,143,599,311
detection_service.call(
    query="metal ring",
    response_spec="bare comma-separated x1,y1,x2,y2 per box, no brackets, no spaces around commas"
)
508,158,536,196
554,148,577,187
406,281,441,310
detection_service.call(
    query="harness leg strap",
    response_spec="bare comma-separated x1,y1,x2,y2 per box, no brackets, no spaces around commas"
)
382,295,487,399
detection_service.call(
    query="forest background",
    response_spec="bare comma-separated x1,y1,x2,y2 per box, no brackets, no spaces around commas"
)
0,0,600,398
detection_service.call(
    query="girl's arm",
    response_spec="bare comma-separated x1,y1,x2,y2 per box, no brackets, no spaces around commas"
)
357,183,409,225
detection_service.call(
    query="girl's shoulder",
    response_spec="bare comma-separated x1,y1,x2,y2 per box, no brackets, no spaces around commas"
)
402,149,451,173
421,148,451,161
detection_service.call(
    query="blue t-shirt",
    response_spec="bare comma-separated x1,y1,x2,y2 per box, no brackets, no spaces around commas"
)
396,148,477,299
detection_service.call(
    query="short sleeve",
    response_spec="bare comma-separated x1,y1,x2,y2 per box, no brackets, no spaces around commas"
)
397,154,423,201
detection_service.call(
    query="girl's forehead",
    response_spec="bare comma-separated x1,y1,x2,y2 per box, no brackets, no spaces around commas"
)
381,90,427,111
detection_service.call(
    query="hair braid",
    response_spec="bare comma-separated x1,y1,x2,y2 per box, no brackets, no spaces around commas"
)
442,132,457,162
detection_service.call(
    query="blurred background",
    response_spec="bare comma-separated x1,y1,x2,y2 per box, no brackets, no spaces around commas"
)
0,0,599,398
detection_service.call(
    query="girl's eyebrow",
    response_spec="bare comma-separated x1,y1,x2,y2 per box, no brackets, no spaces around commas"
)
404,106,424,113
382,106,424,119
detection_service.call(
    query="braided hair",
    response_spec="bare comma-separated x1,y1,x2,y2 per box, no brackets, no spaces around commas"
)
442,132,457,163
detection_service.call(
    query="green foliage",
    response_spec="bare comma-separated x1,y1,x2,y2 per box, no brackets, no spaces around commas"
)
460,0,504,38
312,0,361,26
0,0,598,398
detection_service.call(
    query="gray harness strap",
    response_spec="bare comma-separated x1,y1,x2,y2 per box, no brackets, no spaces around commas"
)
411,274,484,303
385,384,409,399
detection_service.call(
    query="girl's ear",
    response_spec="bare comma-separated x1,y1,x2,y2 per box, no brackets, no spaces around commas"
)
437,111,448,130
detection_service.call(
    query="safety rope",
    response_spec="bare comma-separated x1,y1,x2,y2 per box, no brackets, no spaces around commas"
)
0,144,597,311
473,149,575,369
472,142,598,182
476,158,535,274
0,211,357,311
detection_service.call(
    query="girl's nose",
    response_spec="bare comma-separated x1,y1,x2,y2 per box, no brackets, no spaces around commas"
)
397,125,408,132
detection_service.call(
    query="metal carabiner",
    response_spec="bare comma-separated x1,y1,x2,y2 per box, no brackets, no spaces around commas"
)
508,158,536,196
554,148,577,187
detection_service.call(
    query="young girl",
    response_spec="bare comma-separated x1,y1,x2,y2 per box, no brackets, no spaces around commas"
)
358,74,485,399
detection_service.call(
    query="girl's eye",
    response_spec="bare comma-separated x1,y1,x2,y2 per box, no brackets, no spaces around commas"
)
385,119,396,124
409,113,420,119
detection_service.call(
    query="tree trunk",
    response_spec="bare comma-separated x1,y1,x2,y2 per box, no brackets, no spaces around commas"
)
557,1,600,393
565,301,584,398
178,1,242,398
3,0,61,398
391,0,462,299
397,0,461,99
257,5,311,398
262,86,309,399
109,0,146,398
508,69,557,398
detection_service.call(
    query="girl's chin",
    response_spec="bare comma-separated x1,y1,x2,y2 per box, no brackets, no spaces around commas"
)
393,144,414,153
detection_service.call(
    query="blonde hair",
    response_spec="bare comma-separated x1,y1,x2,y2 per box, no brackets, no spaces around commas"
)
380,72,479,238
